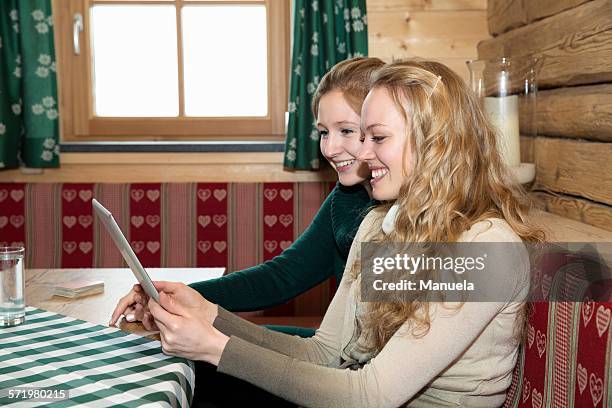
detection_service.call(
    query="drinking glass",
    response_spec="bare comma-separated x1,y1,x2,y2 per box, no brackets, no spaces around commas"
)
0,247,25,327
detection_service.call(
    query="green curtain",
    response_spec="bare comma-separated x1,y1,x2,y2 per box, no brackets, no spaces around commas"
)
284,0,368,170
0,0,59,170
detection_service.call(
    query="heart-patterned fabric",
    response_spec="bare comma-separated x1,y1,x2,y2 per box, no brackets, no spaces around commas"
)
0,181,329,273
262,183,295,316
196,183,229,268
0,183,25,252
129,183,162,268
503,252,612,408
61,184,95,267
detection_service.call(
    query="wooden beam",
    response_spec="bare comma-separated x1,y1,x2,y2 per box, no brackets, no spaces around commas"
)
487,0,592,36
526,0,592,25
533,137,612,206
532,191,612,232
520,84,612,142
478,0,612,88
487,0,526,36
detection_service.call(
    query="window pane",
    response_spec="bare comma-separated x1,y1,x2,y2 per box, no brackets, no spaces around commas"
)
182,5,268,117
91,5,179,117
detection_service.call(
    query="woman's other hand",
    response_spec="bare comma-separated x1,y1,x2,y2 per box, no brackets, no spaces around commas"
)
148,281,228,364
109,284,158,330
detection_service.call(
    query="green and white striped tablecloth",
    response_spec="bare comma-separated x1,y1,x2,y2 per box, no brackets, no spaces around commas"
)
0,307,194,407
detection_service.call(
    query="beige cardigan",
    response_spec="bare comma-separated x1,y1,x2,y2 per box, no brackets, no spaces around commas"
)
214,212,529,407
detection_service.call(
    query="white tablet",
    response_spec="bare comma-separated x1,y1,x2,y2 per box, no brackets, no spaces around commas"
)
92,198,160,303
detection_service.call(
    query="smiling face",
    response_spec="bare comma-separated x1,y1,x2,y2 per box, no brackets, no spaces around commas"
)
358,87,410,201
317,90,370,186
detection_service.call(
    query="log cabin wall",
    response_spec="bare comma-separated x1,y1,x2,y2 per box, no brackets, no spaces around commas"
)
479,0,612,232
367,0,489,81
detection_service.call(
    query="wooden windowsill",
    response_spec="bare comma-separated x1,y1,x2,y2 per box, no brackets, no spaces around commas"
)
59,141,285,153
0,152,336,183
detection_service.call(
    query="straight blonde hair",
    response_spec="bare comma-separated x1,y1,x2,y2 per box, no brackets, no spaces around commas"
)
312,57,385,118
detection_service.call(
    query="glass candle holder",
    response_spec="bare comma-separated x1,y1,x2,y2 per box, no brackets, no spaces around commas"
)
466,57,541,183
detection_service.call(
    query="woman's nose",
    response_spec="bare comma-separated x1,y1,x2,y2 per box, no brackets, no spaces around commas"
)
357,140,375,162
322,134,342,158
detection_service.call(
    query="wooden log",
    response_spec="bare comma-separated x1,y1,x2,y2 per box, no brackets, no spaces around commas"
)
487,0,526,36
520,135,534,163
521,84,612,142
532,191,612,232
533,137,612,206
487,0,592,36
478,0,612,88
527,0,592,25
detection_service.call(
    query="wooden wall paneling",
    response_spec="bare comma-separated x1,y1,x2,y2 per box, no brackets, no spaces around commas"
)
367,5,488,80
532,191,612,232
367,0,486,12
478,0,612,89
367,0,424,12
533,137,612,206
521,84,612,142
369,37,481,59
369,10,487,40
424,0,487,10
487,0,592,36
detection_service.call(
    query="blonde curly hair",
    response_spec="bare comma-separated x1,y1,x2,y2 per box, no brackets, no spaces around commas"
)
353,59,545,353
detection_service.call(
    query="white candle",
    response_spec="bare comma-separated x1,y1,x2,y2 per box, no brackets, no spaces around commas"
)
484,95,520,167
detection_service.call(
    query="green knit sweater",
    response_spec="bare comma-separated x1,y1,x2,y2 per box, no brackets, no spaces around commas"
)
189,183,372,336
